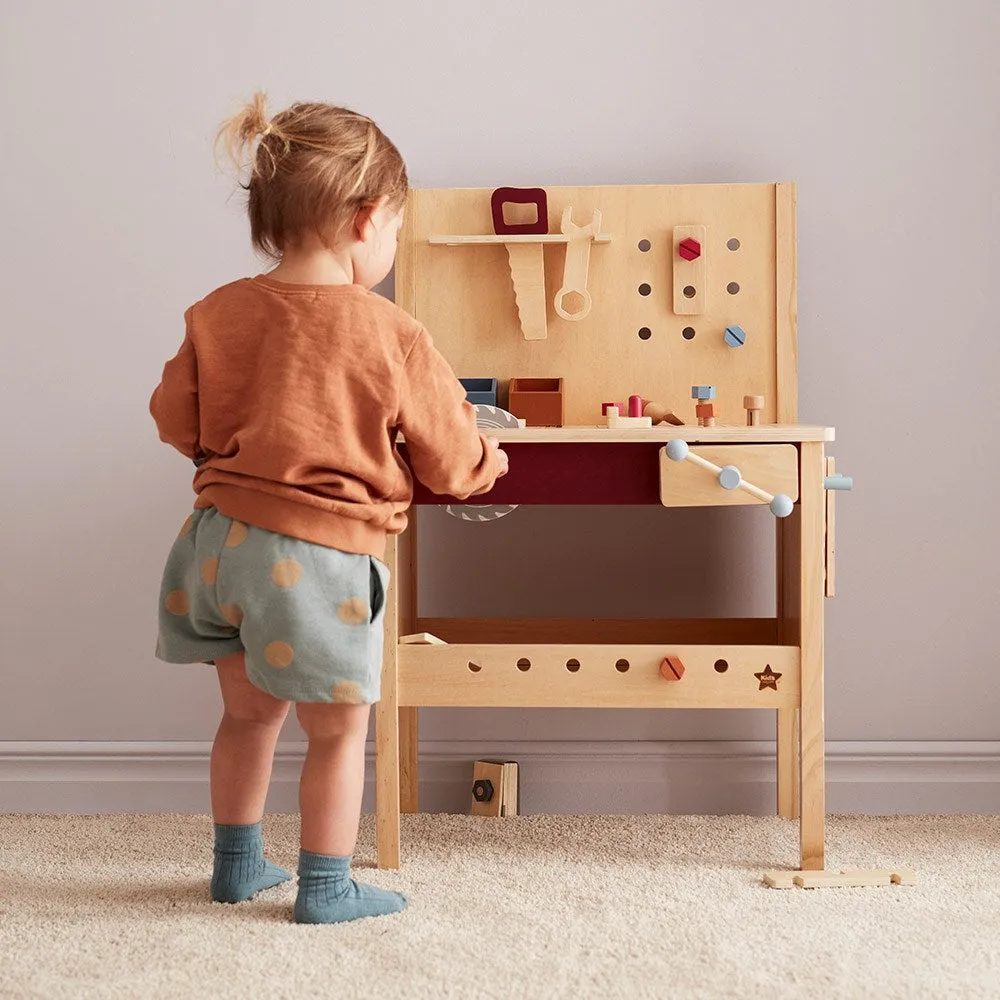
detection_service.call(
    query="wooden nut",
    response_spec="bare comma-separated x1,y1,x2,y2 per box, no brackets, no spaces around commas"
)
678,237,701,261
695,402,716,418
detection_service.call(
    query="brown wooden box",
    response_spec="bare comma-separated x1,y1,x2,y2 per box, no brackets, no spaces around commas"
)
508,377,565,426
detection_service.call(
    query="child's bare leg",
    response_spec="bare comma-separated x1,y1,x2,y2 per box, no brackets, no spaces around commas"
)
293,701,407,923
297,702,369,854
209,652,293,902
212,653,291,822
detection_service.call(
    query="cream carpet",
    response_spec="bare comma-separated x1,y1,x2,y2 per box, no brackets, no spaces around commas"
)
1,812,997,1000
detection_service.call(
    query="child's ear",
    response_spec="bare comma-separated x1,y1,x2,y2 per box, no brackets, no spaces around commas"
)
353,204,377,242
353,195,392,241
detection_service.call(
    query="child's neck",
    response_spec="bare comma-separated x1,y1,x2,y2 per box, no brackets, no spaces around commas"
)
265,247,356,287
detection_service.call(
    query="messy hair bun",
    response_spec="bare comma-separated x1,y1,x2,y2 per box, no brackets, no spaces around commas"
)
216,92,408,260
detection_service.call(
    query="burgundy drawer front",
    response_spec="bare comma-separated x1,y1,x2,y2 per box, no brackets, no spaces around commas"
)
402,443,664,505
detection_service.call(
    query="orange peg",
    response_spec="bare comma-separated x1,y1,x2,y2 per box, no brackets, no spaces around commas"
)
660,656,686,680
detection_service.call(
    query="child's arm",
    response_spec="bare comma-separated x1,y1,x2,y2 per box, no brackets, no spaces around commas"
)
149,311,201,460
397,327,503,499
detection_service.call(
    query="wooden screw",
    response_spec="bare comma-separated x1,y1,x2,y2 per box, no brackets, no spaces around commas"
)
660,656,685,680
696,402,716,427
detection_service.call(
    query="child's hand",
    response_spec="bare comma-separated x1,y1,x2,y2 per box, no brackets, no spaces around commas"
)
486,437,509,477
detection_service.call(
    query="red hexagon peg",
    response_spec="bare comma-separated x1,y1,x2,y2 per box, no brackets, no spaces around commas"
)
678,237,702,261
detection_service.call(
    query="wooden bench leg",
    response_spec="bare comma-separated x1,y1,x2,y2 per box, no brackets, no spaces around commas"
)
776,707,800,819
400,707,419,813
375,533,402,869
375,690,400,869
798,442,826,870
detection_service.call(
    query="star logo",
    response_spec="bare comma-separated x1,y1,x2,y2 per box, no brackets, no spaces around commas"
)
754,664,782,691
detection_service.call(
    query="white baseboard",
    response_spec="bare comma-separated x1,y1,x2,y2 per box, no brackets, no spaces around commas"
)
1,741,997,814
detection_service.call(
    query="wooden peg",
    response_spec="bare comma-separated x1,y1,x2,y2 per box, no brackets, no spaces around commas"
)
743,395,765,426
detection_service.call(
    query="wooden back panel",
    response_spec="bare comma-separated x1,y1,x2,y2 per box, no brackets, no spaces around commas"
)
395,182,797,425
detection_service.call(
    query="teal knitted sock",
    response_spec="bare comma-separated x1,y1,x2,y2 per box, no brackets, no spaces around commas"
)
211,822,292,903
294,850,407,924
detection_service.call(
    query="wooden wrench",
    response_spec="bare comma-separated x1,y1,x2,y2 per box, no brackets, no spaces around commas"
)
554,207,601,321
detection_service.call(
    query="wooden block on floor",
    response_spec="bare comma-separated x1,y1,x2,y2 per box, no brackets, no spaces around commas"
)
471,759,519,817
763,868,916,889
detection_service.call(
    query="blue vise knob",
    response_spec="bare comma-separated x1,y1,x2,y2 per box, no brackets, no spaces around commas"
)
824,474,853,491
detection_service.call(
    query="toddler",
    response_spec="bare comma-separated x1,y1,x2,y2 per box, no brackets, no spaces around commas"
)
150,94,507,924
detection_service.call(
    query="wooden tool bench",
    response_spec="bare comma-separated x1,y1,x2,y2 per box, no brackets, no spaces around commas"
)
375,182,840,875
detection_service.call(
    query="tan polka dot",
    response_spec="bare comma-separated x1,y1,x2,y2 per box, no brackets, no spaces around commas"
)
271,558,302,588
220,604,244,627
331,681,363,704
201,557,219,585
164,590,190,616
264,641,294,668
225,521,248,547
337,597,370,625
178,515,194,537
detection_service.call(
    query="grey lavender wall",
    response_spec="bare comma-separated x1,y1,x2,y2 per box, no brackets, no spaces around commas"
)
1,0,998,810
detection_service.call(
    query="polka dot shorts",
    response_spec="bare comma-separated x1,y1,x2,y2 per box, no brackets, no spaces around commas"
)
156,507,389,704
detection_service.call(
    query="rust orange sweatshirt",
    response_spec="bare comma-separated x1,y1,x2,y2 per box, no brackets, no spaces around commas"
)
150,275,500,558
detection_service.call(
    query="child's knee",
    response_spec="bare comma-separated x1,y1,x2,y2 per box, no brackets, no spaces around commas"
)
296,702,371,741
216,654,290,727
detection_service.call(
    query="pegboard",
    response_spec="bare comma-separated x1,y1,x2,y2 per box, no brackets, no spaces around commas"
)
394,183,797,427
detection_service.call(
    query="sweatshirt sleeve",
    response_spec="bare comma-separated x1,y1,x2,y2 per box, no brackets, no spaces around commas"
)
149,309,201,460
397,326,500,500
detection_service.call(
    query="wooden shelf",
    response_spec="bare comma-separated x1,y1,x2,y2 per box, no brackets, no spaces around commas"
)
428,233,612,246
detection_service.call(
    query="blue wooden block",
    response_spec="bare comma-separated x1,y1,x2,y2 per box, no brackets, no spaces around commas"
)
724,325,747,348
691,385,716,400
460,378,498,406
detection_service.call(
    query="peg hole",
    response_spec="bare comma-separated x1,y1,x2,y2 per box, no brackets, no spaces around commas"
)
615,659,630,672
638,283,651,296
714,659,729,673
638,327,652,340
468,661,482,673
566,658,581,672
727,282,740,295
682,327,696,340
516,658,531,671
683,285,696,298
638,239,651,252
727,238,741,251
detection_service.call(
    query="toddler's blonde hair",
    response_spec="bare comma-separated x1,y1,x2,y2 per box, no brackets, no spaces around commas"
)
217,93,408,260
